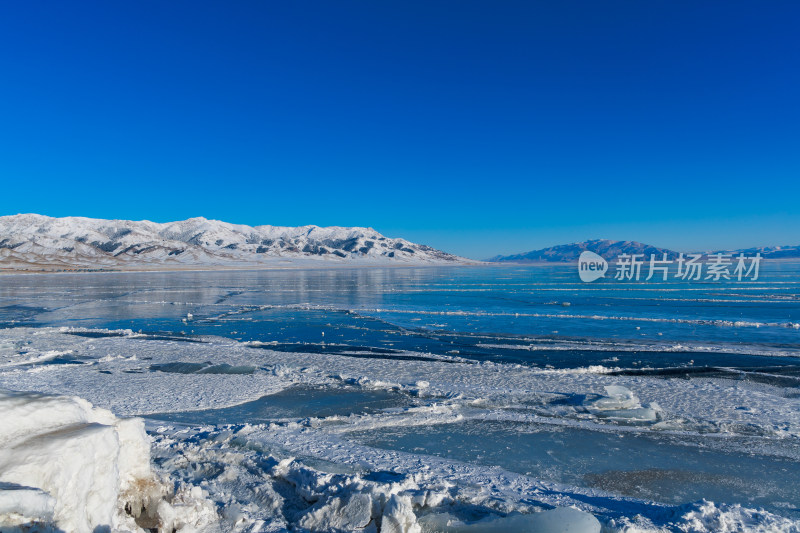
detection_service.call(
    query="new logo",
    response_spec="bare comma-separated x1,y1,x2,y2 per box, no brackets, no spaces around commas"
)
578,251,607,282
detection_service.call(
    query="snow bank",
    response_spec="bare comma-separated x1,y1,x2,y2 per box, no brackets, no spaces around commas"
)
0,389,216,532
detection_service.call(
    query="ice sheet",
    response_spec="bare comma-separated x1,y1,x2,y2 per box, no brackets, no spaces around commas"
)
1,326,799,531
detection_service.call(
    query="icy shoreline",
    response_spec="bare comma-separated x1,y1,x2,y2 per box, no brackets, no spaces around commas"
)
0,387,605,532
0,260,482,276
0,326,798,532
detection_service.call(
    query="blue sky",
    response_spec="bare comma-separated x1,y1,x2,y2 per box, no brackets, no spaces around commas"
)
1,1,798,259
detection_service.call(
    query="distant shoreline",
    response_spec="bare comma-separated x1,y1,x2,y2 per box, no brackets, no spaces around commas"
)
3,257,798,276
0,261,487,276
486,257,800,266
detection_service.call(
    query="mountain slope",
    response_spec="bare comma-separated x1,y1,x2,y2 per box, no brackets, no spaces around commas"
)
723,245,800,259
488,239,680,263
0,214,468,271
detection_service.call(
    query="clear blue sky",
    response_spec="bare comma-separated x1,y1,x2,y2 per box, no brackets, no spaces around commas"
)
1,1,798,259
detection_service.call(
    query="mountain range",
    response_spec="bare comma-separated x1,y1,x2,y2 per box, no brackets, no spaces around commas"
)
2,216,798,272
488,239,800,263
0,214,467,272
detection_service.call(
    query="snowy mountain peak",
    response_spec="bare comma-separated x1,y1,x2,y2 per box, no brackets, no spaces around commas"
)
0,214,468,271
488,239,680,263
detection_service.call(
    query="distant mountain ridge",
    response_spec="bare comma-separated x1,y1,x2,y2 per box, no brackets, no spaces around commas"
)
0,214,468,272
487,239,680,263
719,245,800,259
488,239,800,263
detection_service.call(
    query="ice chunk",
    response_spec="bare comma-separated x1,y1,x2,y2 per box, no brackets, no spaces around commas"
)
298,492,376,532
381,494,421,533
590,385,640,410
0,388,211,533
155,485,219,533
586,386,661,422
418,507,600,532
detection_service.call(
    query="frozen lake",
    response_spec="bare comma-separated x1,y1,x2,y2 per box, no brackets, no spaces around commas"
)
1,263,799,531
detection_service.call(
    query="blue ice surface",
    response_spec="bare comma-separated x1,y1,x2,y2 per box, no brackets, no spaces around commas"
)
1,262,799,373
2,262,800,519
348,420,800,517
145,384,418,425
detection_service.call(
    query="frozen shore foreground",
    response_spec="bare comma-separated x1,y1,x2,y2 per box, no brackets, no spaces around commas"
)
0,387,603,533
0,388,604,533
0,326,798,532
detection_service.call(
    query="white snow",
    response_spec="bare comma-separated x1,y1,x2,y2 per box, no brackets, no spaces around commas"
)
0,483,55,526
0,388,216,532
1,327,796,442
0,327,798,532
672,500,800,533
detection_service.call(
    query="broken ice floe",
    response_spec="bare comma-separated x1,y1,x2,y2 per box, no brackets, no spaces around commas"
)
586,385,662,423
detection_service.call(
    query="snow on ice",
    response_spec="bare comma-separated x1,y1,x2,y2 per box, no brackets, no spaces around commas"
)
0,327,798,532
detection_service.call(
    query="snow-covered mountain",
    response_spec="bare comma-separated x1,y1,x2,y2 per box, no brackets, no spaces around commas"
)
0,214,468,271
718,245,800,259
488,239,800,263
487,239,680,263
